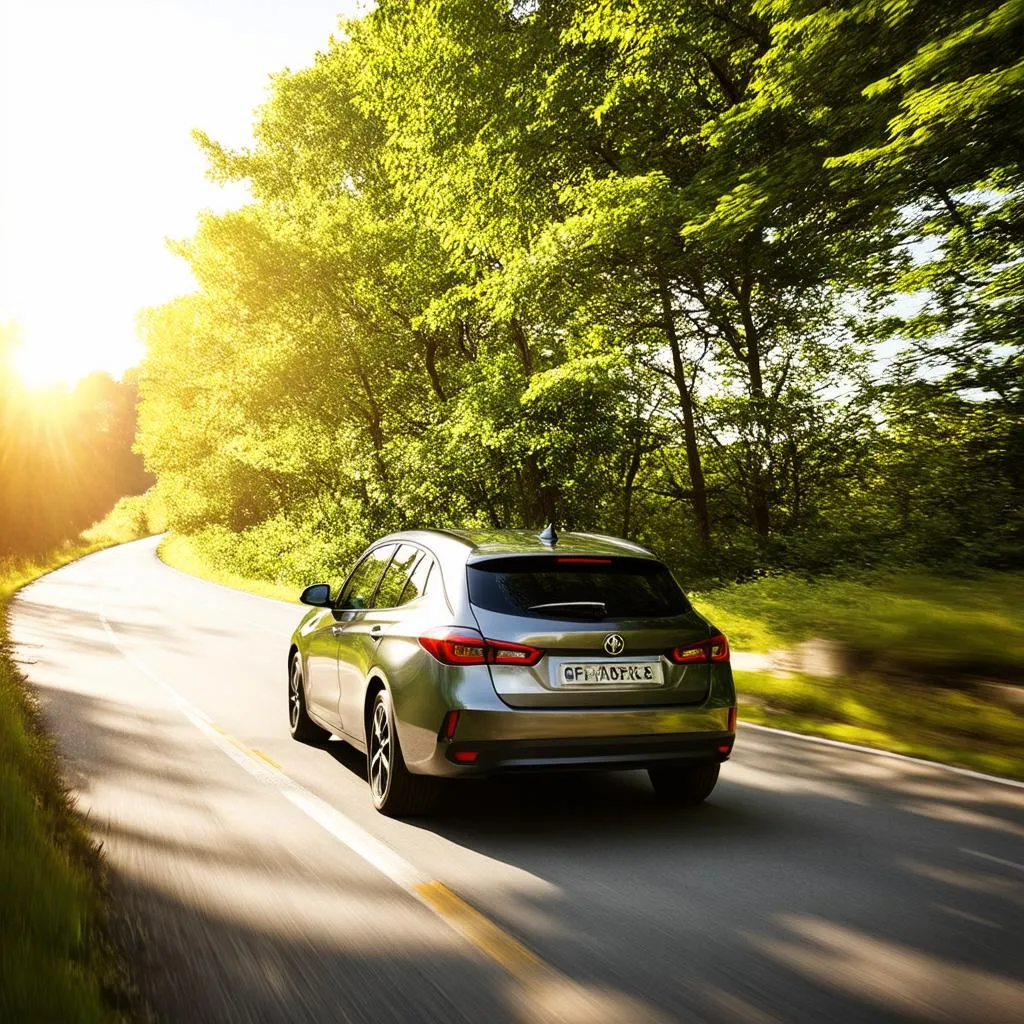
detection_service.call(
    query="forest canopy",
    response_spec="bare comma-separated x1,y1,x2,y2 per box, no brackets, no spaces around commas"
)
135,0,1024,586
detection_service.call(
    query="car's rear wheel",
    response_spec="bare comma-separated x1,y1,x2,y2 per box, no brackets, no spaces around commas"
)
289,656,328,744
648,762,720,805
368,689,437,817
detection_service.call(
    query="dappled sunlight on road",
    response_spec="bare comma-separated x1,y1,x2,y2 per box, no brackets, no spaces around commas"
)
723,757,872,805
901,859,1024,907
748,913,1024,1022
896,800,1024,837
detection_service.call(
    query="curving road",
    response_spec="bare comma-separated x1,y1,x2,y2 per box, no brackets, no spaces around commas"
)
10,537,1024,1023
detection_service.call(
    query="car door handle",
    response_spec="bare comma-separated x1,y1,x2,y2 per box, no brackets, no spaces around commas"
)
331,625,345,636
370,625,383,642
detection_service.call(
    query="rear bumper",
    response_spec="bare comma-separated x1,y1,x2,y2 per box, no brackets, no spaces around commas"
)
414,704,734,777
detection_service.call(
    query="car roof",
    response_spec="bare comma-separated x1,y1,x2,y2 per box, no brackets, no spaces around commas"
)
379,528,656,562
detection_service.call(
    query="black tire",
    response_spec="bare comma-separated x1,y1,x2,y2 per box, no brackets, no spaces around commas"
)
289,655,329,744
648,762,720,806
367,689,437,817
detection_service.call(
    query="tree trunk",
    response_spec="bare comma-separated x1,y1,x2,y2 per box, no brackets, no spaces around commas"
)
621,444,641,539
509,318,534,376
421,333,447,402
521,453,556,528
656,268,711,547
738,275,771,542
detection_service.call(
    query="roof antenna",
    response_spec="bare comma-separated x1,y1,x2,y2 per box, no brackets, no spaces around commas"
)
539,523,558,546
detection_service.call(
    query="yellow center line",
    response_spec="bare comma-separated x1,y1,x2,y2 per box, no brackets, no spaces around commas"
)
414,880,543,978
251,748,282,769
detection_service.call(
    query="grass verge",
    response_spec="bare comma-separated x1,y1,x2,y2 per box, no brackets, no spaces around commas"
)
158,534,298,603
692,570,1024,680
0,542,133,1022
735,668,1024,780
696,571,1024,779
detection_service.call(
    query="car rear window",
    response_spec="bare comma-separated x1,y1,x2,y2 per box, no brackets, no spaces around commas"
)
467,556,690,620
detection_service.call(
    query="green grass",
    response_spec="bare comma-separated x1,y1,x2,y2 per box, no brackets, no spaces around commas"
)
735,668,1024,780
692,570,1024,679
158,534,299,603
695,571,1024,779
0,543,132,1023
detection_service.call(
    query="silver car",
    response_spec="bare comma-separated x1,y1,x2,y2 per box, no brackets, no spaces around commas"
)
288,527,736,816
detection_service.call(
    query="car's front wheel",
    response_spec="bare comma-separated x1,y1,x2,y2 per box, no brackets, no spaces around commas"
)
648,761,720,805
289,655,329,744
367,689,437,817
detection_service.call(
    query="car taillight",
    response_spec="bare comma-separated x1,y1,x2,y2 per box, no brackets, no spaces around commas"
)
419,629,487,665
728,706,737,732
670,633,730,664
487,640,543,666
419,628,542,667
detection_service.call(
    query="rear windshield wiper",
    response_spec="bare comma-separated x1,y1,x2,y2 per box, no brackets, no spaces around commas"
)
527,601,608,618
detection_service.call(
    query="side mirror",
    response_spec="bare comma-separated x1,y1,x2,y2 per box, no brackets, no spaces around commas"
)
299,583,332,607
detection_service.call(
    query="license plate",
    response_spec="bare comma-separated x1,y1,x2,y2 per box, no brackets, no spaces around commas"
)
557,661,664,688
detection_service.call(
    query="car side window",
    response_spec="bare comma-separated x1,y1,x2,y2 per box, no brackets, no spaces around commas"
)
398,554,434,605
373,545,420,609
338,545,396,610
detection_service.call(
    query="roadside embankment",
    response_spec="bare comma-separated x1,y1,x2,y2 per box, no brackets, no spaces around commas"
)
0,543,133,1023
158,534,298,602
692,571,1024,780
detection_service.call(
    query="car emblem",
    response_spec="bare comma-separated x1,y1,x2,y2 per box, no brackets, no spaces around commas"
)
603,633,625,656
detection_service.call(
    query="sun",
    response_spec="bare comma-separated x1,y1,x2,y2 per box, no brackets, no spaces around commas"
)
11,341,70,390
9,326,144,391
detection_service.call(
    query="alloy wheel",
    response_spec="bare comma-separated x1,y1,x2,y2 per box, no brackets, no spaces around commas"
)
289,660,302,731
370,700,391,802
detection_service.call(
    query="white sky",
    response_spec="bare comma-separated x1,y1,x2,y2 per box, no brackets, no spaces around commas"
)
0,0,363,386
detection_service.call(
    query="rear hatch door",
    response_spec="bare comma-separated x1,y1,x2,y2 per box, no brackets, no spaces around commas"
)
467,554,713,708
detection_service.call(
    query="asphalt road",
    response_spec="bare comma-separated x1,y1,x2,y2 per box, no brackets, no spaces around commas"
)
10,537,1024,1024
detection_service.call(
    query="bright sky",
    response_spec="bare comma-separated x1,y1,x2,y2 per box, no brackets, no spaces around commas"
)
0,0,363,388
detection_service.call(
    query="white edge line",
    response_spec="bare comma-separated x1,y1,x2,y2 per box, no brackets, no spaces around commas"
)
739,721,1024,789
961,848,1024,873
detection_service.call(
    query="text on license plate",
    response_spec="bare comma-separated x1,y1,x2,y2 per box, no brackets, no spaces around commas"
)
558,662,664,687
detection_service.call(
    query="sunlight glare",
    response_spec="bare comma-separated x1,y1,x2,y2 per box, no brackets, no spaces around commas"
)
10,323,145,390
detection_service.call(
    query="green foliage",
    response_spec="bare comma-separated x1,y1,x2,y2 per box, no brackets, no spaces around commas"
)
158,533,300,603
134,0,1024,587
83,489,167,546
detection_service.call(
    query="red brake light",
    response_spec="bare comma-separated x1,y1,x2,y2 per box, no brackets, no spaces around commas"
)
670,633,730,664
452,750,479,764
420,629,543,667
419,629,487,665
728,706,737,732
440,710,460,740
